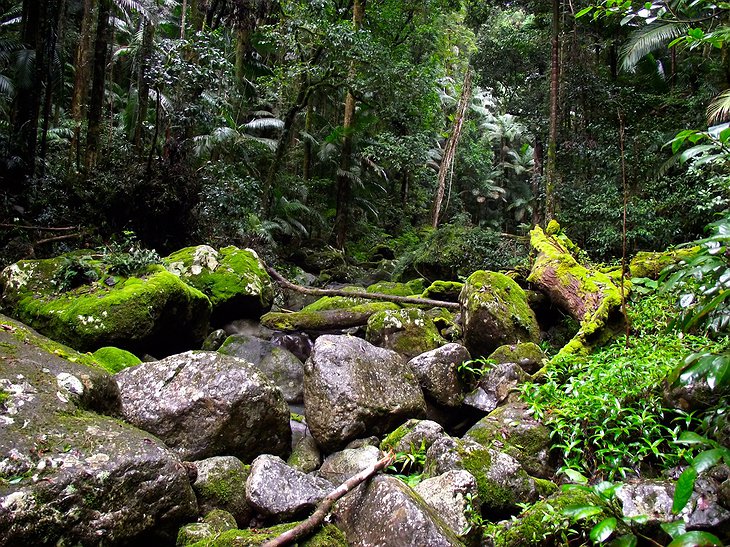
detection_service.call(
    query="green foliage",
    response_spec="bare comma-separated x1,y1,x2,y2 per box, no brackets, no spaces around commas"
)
387,440,428,488
521,332,728,479
457,356,490,385
101,231,160,277
52,255,100,292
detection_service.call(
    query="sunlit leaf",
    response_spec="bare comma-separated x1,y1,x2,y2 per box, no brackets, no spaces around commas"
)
672,466,697,514
667,531,723,546
590,517,617,542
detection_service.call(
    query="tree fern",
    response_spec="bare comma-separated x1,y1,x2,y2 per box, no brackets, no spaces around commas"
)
707,88,730,125
620,22,689,73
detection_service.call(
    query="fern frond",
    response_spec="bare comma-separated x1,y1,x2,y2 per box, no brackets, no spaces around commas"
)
621,22,689,73
707,88,730,125
244,117,284,131
0,74,14,97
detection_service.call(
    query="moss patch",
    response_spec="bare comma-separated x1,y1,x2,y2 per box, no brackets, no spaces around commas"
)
366,308,446,358
420,280,464,302
92,346,142,374
185,522,348,547
261,302,399,332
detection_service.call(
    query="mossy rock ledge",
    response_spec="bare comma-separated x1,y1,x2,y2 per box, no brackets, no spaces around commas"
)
0,258,211,355
164,245,274,324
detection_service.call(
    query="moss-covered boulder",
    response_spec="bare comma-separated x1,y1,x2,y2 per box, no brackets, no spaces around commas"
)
380,419,446,454
91,346,142,373
459,270,540,357
424,436,537,513
366,308,447,359
0,315,197,545
366,279,425,296
261,301,399,332
487,342,546,375
0,258,211,355
191,456,252,527
182,522,348,547
464,401,553,478
164,245,273,324
421,280,464,302
177,509,238,546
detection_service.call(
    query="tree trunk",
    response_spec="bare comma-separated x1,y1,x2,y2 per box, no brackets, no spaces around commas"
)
235,27,251,87
545,0,561,222
38,0,63,177
189,0,204,32
303,102,313,180
85,0,111,171
133,17,154,152
531,139,543,226
431,68,472,228
333,0,366,249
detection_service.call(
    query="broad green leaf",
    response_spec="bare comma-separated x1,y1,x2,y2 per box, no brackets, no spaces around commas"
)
676,431,710,445
590,517,617,542
661,520,687,538
667,531,723,546
563,504,603,520
608,534,638,547
575,6,593,17
672,466,698,514
692,448,724,474
563,468,589,484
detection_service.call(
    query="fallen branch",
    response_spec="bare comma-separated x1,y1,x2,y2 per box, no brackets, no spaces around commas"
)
262,452,396,547
265,265,460,311
35,233,83,245
0,223,78,231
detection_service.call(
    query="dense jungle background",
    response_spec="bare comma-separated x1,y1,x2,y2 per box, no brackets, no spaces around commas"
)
2,0,730,546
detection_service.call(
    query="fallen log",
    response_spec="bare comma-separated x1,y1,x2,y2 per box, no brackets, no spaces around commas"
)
265,265,460,310
262,452,396,547
527,222,625,355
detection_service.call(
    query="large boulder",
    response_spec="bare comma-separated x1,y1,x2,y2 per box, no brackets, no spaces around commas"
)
459,270,540,358
462,362,530,413
0,315,197,545
0,258,211,355
245,455,333,520
465,401,553,478
116,351,291,461
217,333,304,404
380,419,446,454
191,456,252,527
318,445,382,486
487,342,546,375
408,343,470,407
304,335,426,452
366,308,447,359
414,470,480,539
424,436,537,513
334,475,463,546
164,245,274,323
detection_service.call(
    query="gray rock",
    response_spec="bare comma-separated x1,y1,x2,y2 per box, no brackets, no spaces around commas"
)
271,331,313,363
425,436,537,512
365,308,446,359
616,477,730,530
304,335,426,451
177,509,237,546
487,342,546,375
464,401,553,478
202,328,228,351
459,270,540,357
191,456,252,527
345,437,381,450
408,343,470,407
0,315,197,545
463,362,530,413
380,419,446,454
288,434,322,474
218,333,304,403
414,470,479,538
318,445,381,486
334,475,462,547
245,455,333,519
290,415,310,449
116,351,291,461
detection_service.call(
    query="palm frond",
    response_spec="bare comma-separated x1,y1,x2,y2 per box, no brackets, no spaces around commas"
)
620,22,689,73
0,74,14,97
707,89,730,125
240,134,278,151
244,117,285,131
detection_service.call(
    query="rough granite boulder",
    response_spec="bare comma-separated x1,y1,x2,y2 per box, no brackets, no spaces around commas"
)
318,445,381,486
366,308,447,359
304,335,427,451
116,351,291,461
424,436,537,512
408,343,470,407
164,245,274,324
217,333,304,403
459,270,540,357
463,362,530,413
191,456,252,527
177,509,238,546
414,470,480,539
380,419,446,454
465,401,553,478
0,259,211,355
245,455,333,520
487,342,546,375
0,315,197,545
334,475,463,547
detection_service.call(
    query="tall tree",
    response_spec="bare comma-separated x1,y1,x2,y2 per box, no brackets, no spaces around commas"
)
85,0,111,170
333,0,365,249
545,0,560,222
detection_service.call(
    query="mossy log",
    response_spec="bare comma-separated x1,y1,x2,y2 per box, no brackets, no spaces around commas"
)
260,304,398,332
265,266,460,310
527,224,625,355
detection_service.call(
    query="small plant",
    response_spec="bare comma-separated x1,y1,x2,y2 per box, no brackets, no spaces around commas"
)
462,492,485,536
52,255,100,292
100,231,160,277
458,357,491,385
387,440,428,487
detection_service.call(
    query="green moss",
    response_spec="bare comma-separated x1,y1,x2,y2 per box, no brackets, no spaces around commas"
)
629,248,698,279
366,308,446,358
379,422,413,451
420,280,464,301
302,294,369,312
0,389,8,405
196,464,250,505
533,478,558,497
290,412,305,423
261,302,399,331
366,281,419,297
185,522,347,547
458,446,516,508
92,346,141,373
